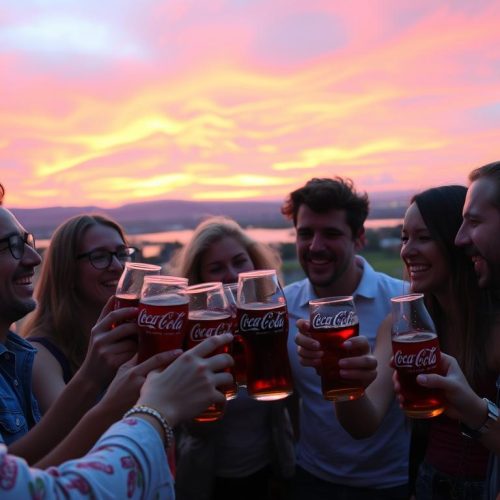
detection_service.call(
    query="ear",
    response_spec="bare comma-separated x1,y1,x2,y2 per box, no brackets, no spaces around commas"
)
354,228,366,251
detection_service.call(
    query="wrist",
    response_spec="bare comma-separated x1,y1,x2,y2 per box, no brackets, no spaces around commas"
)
136,398,179,427
124,405,174,448
463,396,489,430
461,398,499,439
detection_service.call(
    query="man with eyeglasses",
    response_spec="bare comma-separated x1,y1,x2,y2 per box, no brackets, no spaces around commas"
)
0,198,42,444
0,184,173,466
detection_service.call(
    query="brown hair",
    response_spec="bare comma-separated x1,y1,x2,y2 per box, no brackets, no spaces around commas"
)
469,161,500,208
281,177,369,238
168,216,282,285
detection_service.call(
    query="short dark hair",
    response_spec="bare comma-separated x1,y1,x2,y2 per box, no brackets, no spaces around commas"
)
281,177,369,237
469,161,500,208
0,183,4,205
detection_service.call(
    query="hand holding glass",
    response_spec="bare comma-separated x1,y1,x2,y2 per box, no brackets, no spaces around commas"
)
309,296,364,402
391,293,445,418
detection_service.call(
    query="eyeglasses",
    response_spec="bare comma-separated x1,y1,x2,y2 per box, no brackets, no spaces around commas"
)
0,232,36,260
76,247,138,270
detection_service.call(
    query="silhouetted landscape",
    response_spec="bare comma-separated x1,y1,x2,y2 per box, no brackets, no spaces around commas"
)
12,190,412,238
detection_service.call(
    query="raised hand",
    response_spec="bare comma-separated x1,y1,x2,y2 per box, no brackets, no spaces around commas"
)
79,296,139,389
337,336,378,388
137,333,234,427
295,319,323,368
295,319,377,388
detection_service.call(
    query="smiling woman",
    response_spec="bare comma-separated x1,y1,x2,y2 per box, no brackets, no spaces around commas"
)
20,214,134,413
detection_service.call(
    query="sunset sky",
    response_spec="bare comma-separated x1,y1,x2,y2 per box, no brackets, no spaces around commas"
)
1,0,500,208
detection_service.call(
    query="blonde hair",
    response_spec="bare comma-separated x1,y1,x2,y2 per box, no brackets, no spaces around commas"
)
21,214,127,372
169,216,282,285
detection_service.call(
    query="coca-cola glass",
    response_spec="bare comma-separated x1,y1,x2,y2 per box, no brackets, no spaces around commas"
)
237,270,293,401
391,293,445,418
115,262,162,310
223,283,247,388
137,276,189,362
185,282,236,422
309,296,363,402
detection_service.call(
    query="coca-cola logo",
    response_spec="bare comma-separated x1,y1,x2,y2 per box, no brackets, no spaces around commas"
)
311,310,358,329
138,309,186,332
394,347,438,369
239,311,286,333
190,321,232,341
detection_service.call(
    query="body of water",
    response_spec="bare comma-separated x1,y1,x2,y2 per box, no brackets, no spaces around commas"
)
38,218,403,252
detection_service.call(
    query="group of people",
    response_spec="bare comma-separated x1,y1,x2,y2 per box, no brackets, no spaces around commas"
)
0,161,499,499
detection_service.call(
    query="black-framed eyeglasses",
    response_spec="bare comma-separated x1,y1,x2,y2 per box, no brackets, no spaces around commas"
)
76,247,138,270
0,232,36,260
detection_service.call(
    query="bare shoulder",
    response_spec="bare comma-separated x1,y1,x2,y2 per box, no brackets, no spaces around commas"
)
30,340,64,378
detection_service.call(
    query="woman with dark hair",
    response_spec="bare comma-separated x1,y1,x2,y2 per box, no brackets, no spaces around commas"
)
296,185,496,499
21,214,138,412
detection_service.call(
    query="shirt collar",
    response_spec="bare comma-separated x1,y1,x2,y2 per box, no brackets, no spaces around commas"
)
0,331,37,356
297,255,376,307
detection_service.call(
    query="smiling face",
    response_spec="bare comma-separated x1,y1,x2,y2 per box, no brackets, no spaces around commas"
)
295,204,363,297
199,236,255,284
455,178,500,289
0,207,42,333
400,202,451,295
75,223,127,309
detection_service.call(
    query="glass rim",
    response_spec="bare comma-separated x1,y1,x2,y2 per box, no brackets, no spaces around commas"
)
309,295,353,306
390,292,424,303
185,282,223,294
143,275,188,285
238,269,276,279
223,283,238,290
124,262,162,272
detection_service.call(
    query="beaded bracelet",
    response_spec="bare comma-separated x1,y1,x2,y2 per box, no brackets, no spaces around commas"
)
124,405,174,449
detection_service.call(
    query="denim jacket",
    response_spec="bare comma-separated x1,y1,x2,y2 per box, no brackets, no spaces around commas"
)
0,331,41,445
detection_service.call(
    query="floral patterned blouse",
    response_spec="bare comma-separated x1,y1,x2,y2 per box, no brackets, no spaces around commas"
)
0,417,174,499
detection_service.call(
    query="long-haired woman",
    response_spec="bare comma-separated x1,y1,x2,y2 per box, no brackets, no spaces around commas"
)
21,214,138,412
169,216,294,500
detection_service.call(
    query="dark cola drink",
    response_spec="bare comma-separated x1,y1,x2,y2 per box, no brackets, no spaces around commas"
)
392,331,445,418
115,293,140,309
237,303,293,401
232,334,247,387
186,309,235,422
310,308,364,402
137,294,189,362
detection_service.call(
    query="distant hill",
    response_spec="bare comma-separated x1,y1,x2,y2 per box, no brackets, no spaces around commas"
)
11,191,412,238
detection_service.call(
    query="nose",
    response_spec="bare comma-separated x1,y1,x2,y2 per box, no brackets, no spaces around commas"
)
454,223,469,247
309,232,325,252
400,239,416,261
222,265,239,284
108,254,125,272
22,244,42,267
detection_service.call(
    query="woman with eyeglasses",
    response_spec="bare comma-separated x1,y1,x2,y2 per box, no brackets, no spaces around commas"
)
21,214,138,413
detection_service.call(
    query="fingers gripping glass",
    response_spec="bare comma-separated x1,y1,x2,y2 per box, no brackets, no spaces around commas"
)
77,247,137,269
0,232,36,259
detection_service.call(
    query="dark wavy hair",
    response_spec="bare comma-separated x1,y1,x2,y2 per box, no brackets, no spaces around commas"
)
412,185,488,388
0,183,4,205
469,160,500,207
281,177,369,238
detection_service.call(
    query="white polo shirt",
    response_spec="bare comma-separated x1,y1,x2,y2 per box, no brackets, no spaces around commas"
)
284,256,410,489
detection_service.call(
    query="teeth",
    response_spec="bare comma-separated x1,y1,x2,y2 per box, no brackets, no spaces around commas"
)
14,276,32,285
408,265,429,272
103,280,118,287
